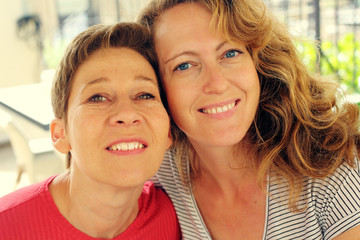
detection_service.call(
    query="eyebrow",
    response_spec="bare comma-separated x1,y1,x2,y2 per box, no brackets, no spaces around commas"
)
86,77,109,87
82,75,157,93
164,41,228,65
135,75,157,84
215,41,227,52
79,77,108,95
164,51,197,65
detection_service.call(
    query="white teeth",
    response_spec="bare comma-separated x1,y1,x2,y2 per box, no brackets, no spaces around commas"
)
120,143,128,151
108,142,145,151
202,102,236,114
128,142,134,150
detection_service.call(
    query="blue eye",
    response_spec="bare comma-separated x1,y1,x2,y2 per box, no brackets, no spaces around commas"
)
175,62,192,71
225,50,240,58
89,95,107,103
138,93,154,99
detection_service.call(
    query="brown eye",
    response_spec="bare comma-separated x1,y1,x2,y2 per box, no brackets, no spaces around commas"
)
138,93,155,99
89,95,107,103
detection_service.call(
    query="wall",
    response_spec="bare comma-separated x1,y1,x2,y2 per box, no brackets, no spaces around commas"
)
0,0,42,88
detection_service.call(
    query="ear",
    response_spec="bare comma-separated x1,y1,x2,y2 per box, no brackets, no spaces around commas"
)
50,118,71,154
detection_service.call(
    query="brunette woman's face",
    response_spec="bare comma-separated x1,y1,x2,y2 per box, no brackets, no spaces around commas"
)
51,48,171,188
153,2,260,149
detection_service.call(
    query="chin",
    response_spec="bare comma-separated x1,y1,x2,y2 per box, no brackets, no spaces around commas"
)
208,134,246,146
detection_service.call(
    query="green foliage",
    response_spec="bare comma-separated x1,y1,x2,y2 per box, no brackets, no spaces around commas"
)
297,33,360,94
296,39,319,73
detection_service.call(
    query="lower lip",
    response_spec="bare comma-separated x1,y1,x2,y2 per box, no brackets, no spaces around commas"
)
105,147,146,156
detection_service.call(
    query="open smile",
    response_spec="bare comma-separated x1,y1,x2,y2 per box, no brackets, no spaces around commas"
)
199,99,240,114
106,142,146,151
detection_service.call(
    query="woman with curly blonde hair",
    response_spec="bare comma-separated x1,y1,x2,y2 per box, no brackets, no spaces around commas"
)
138,0,360,239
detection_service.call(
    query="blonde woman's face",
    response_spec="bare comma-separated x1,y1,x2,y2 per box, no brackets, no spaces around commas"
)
154,2,260,149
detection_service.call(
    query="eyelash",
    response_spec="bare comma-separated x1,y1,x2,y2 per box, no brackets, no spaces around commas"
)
89,94,108,103
224,49,242,58
174,62,192,72
88,92,155,104
173,49,243,72
137,93,155,99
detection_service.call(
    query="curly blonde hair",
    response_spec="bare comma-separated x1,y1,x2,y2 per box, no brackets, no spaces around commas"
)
138,0,360,210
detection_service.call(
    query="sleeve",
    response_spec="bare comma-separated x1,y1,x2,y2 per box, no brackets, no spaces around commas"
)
320,160,360,239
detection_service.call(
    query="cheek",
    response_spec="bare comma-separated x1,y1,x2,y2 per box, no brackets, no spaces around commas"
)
150,106,169,121
164,81,187,111
235,69,260,98
247,64,260,89
251,76,261,102
150,108,171,132
165,90,184,121
67,111,99,144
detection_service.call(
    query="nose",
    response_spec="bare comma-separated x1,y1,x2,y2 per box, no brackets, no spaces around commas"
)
109,101,141,127
202,65,229,94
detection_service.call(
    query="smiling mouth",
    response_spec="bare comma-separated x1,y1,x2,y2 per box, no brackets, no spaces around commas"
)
199,100,240,114
106,142,146,151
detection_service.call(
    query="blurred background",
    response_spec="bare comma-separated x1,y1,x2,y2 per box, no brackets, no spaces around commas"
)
0,0,359,197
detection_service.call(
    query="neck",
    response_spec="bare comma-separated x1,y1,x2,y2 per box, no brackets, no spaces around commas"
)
191,140,259,194
50,171,143,239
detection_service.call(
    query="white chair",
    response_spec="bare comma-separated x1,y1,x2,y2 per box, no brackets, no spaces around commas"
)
0,109,65,186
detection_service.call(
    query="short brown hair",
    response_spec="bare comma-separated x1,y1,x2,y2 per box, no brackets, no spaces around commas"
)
51,22,160,167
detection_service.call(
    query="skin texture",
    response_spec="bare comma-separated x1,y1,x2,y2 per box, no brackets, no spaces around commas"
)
50,47,171,238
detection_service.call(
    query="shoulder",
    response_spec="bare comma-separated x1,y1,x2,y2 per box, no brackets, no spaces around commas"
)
266,161,360,239
0,176,53,214
131,181,181,239
141,181,174,208
268,160,360,214
0,176,56,231
310,160,360,238
140,181,181,220
311,160,360,197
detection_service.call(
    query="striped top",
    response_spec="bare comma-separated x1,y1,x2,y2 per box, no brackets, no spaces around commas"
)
153,149,360,239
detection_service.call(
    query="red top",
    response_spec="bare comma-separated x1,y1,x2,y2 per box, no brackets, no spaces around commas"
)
0,176,181,240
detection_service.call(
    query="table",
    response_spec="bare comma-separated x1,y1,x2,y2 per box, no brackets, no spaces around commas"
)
0,81,54,131
0,81,65,184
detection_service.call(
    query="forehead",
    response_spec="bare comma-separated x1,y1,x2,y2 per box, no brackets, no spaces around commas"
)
68,47,158,96
154,2,211,33
82,47,149,66
74,48,155,79
153,2,215,48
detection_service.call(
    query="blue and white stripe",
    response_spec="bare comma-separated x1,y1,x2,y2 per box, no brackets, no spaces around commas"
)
153,149,360,240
